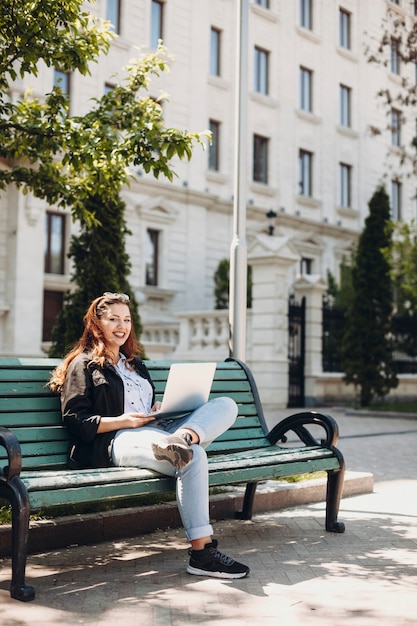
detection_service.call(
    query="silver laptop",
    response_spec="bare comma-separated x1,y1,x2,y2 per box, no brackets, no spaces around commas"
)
148,362,216,417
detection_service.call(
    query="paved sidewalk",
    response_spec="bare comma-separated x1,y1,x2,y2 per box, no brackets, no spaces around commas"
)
0,409,416,625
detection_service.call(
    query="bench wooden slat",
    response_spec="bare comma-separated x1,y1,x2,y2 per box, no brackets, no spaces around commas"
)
0,411,62,427
0,396,59,412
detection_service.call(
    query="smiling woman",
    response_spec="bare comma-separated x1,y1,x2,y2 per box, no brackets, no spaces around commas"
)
48,293,250,580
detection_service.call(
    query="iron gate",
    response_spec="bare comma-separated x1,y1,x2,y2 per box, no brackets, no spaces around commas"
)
288,295,305,408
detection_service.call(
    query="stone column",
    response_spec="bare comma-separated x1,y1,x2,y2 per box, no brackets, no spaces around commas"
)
247,234,299,412
293,274,327,407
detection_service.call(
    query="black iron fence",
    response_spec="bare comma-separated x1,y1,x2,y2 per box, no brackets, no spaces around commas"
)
322,299,417,374
288,295,305,407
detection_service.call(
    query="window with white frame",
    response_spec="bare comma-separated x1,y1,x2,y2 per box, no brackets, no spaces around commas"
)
300,257,313,275
254,46,269,94
44,212,66,275
391,180,401,220
299,149,313,196
209,120,220,171
254,0,269,7
391,109,401,147
253,134,269,183
299,66,312,112
339,8,351,49
151,0,163,48
339,163,352,208
300,0,312,29
54,69,70,97
43,291,64,342
145,228,160,286
106,0,121,34
340,84,351,127
390,38,401,75
210,27,221,76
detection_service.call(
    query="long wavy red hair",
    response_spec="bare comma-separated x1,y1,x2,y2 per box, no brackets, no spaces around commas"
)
49,294,142,393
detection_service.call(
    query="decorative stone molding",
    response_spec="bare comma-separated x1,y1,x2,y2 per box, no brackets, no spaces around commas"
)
24,193,44,226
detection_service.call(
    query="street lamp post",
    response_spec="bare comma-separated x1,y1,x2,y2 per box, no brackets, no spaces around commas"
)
229,0,249,361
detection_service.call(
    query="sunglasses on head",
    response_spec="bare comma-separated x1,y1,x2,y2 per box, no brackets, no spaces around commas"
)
102,292,130,302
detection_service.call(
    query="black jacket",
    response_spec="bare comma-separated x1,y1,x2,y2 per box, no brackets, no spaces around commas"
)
60,352,155,468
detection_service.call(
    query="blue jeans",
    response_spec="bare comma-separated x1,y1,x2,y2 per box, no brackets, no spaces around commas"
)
111,397,238,541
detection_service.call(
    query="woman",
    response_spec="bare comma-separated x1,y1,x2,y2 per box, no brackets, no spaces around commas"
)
49,292,250,579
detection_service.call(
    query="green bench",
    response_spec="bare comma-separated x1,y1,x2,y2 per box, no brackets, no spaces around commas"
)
0,357,345,602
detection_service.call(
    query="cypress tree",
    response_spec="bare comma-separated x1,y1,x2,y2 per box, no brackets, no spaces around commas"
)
341,185,398,406
49,194,142,357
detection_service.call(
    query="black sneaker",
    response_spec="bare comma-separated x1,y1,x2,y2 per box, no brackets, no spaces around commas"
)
187,540,250,579
152,432,193,469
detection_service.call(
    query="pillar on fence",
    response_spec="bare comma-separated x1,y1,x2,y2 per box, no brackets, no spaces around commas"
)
248,234,299,412
293,274,327,407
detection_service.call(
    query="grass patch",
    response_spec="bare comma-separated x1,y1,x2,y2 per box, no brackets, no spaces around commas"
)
366,402,417,413
274,471,327,483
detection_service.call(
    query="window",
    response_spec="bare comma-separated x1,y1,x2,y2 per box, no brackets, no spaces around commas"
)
415,119,417,152
106,0,121,34
253,134,268,183
299,66,312,112
210,27,221,76
339,163,352,208
254,47,269,95
42,291,64,342
391,180,401,220
390,38,400,75
151,0,163,48
53,69,70,96
300,257,313,275
339,9,351,49
209,120,220,171
340,84,351,127
104,82,115,95
391,109,401,146
300,0,312,29
145,229,159,286
414,0,417,17
44,212,66,274
254,0,269,8
299,149,313,196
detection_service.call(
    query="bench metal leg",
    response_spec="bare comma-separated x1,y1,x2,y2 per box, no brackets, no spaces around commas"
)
235,481,258,520
325,449,346,533
7,477,35,601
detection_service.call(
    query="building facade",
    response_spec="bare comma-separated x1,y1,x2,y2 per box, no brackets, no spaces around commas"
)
1,0,416,406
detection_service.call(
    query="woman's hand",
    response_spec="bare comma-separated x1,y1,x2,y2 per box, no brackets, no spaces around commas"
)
119,413,157,429
97,413,156,433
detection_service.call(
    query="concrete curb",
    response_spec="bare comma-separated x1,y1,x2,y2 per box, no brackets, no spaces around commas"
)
0,471,373,557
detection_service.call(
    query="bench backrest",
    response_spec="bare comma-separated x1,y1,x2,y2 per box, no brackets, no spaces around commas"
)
0,357,270,471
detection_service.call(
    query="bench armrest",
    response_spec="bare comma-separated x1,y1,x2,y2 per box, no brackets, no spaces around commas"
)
0,426,22,481
267,411,340,448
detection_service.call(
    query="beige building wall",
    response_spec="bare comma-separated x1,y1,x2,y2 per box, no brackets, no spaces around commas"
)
1,0,416,404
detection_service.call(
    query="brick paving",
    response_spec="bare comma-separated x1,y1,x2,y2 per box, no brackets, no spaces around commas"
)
0,409,416,626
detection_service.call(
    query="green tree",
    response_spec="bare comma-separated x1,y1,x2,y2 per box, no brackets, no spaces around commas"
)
1,1,206,354
389,221,417,316
366,6,417,176
341,186,398,406
49,194,142,357
0,1,205,224
326,258,354,311
214,259,252,310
